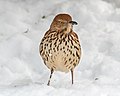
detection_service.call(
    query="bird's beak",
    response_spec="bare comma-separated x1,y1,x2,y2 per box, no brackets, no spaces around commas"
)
69,21,78,25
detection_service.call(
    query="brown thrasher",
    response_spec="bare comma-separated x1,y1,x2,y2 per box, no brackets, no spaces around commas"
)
39,13,81,86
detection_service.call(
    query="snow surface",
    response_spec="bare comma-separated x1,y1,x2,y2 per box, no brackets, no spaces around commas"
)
0,0,120,96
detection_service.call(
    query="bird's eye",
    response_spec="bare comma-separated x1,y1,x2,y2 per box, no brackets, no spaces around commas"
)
59,21,62,23
57,20,62,23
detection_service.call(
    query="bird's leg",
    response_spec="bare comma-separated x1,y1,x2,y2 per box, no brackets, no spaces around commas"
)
47,68,54,86
71,69,74,84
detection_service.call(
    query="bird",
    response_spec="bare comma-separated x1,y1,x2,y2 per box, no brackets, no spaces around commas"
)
39,13,81,86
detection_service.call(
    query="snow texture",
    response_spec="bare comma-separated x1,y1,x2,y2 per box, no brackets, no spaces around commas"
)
0,0,120,96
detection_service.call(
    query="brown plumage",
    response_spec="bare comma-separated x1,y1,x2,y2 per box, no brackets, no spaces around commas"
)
39,13,81,85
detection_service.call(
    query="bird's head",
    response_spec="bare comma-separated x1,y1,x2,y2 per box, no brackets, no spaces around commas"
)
50,14,78,32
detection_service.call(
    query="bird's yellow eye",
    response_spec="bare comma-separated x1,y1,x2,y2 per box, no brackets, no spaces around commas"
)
57,20,63,23
58,21,62,23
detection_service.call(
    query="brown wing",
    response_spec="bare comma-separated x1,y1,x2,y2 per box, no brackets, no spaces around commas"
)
71,31,81,61
39,30,50,55
71,31,81,46
39,29,57,56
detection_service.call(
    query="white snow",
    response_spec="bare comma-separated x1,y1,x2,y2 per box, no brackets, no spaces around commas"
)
0,0,120,96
